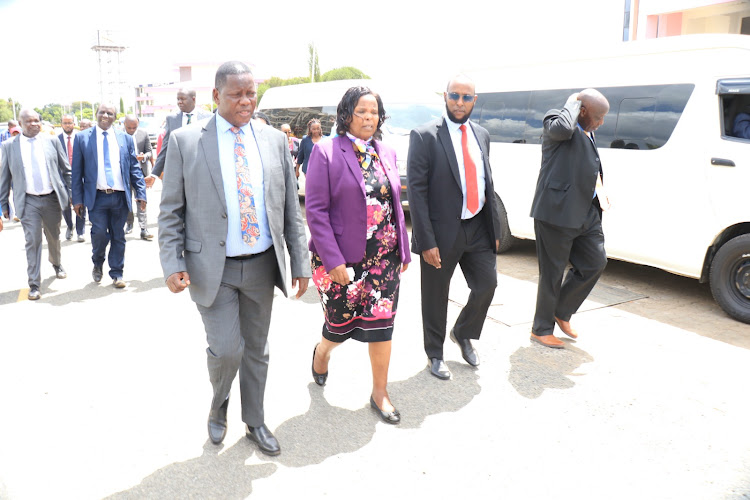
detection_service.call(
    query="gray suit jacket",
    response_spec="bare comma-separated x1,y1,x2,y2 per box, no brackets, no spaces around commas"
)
0,135,71,218
158,115,310,307
530,99,603,228
132,128,152,172
151,108,213,177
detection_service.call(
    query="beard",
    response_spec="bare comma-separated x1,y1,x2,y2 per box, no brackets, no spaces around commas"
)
445,104,472,124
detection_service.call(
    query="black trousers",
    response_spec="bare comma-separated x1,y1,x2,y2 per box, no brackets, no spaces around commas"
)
420,212,497,359
532,203,607,336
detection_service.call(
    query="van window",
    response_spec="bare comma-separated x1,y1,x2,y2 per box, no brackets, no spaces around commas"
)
381,103,444,136
474,84,693,149
263,106,337,137
720,93,750,140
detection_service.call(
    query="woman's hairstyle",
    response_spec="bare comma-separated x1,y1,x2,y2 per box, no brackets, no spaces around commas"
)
335,86,387,136
306,118,322,137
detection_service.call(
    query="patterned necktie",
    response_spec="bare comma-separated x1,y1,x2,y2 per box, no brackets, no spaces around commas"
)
66,135,73,164
186,113,192,125
347,133,379,170
29,137,44,192
231,126,260,246
102,131,115,187
460,124,479,215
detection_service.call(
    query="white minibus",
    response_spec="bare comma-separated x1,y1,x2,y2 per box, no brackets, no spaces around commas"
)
469,34,750,324
257,79,444,206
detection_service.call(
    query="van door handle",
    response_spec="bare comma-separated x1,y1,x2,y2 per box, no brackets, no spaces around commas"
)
711,157,735,167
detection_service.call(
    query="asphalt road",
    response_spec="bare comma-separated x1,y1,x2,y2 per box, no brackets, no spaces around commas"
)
1,188,749,500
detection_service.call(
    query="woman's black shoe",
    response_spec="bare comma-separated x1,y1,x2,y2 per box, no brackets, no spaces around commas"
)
370,396,400,424
312,344,328,386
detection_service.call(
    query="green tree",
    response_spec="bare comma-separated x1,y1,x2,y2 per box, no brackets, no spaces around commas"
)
119,97,125,114
320,67,370,82
0,99,21,122
308,42,320,82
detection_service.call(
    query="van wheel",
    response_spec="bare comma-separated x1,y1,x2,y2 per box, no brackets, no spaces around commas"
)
709,234,750,324
494,193,514,254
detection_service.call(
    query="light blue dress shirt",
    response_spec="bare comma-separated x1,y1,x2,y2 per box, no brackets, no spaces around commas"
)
215,113,272,256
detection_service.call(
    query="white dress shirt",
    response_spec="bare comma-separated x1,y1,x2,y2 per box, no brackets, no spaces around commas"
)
19,134,53,195
95,126,125,191
182,110,197,127
444,114,486,219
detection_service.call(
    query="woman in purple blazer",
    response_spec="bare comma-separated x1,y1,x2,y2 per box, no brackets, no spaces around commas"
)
305,86,411,424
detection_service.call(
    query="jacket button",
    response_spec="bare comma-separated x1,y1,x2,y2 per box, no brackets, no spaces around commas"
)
220,241,225,247
222,214,227,219
595,158,600,162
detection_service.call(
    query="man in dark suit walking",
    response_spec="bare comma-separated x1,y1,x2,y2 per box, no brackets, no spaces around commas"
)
529,89,611,349
72,104,147,288
145,88,212,187
0,109,71,300
59,114,86,242
407,75,502,380
123,115,153,240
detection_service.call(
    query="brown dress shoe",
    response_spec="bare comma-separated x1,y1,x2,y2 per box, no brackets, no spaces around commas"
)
530,332,564,348
554,317,578,339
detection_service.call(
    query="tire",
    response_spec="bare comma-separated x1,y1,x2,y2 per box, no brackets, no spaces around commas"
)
709,233,750,324
494,193,514,254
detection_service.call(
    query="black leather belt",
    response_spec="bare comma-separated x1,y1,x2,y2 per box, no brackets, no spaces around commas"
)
29,192,54,197
97,188,123,194
227,247,273,261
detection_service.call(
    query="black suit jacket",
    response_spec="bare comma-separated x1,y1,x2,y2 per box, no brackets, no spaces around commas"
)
530,99,603,228
152,109,212,177
407,118,502,255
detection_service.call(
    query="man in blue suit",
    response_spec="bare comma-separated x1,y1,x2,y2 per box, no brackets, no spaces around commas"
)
72,104,147,288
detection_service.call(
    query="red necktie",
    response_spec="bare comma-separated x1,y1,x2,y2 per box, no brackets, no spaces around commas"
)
460,124,479,215
66,135,73,164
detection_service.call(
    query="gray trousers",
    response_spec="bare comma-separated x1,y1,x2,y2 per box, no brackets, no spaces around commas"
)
126,186,147,230
21,193,62,288
196,250,276,427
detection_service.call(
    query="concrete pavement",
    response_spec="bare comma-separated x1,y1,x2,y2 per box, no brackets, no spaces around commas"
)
1,187,749,499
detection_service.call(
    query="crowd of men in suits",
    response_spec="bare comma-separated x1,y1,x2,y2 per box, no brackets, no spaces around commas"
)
0,62,611,456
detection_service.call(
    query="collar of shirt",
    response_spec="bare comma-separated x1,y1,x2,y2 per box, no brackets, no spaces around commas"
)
96,125,114,137
577,123,596,144
443,112,471,134
216,113,249,136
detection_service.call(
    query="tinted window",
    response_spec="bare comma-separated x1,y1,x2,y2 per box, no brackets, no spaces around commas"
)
474,91,530,143
524,89,576,144
381,103,443,136
262,106,336,137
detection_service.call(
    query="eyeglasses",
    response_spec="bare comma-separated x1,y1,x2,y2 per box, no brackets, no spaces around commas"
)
447,92,475,103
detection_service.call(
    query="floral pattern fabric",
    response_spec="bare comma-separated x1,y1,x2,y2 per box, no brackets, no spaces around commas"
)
311,142,402,343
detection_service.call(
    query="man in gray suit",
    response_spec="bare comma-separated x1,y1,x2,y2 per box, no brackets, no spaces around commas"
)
529,89,611,348
145,88,212,187
0,109,71,300
158,61,310,455
123,115,153,240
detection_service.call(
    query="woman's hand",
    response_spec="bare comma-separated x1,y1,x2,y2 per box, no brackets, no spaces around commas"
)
329,264,350,285
401,263,409,273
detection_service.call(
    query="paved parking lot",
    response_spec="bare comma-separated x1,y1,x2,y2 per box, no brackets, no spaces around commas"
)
1,190,749,499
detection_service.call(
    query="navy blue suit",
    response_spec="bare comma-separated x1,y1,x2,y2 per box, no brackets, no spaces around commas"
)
72,127,147,280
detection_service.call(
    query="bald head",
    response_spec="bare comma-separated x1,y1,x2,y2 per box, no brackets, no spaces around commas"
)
578,88,609,133
124,114,139,135
19,109,41,138
446,74,476,94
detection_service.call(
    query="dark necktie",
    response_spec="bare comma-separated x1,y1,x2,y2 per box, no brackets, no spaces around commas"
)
186,113,192,125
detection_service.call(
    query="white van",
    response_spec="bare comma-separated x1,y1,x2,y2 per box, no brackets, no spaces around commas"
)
257,79,444,206
468,34,750,324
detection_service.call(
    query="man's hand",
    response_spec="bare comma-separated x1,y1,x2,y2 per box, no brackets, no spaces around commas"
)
422,247,441,269
144,176,156,188
2,211,8,220
137,199,147,211
292,277,309,299
166,272,191,293
0,217,3,232
328,264,350,285
136,153,145,162
74,204,85,217
496,239,500,252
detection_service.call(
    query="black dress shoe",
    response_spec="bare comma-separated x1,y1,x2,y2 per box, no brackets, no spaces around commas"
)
140,229,153,240
246,424,280,456
125,223,133,234
370,396,400,424
312,344,328,386
92,266,103,283
428,358,451,380
53,265,67,279
65,227,72,240
450,329,479,367
28,286,41,301
208,397,229,445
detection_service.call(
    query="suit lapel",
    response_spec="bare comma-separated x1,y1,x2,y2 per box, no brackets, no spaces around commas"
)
373,141,400,198
11,138,27,193
252,125,273,203
199,116,227,208
437,119,462,188
337,135,366,195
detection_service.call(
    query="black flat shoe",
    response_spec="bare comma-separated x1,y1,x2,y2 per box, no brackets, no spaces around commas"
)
370,396,400,425
246,424,281,456
208,397,229,445
450,328,479,367
312,344,328,386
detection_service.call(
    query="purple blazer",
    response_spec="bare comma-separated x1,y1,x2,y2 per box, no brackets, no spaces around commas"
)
305,134,411,272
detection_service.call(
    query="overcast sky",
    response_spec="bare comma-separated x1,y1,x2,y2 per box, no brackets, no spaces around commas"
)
0,0,623,109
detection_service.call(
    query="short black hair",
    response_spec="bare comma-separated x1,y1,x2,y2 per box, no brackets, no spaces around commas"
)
335,86,386,136
215,61,253,91
252,111,270,125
